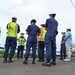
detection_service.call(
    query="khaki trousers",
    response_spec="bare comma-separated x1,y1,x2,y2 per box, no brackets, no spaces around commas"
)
66,44,72,59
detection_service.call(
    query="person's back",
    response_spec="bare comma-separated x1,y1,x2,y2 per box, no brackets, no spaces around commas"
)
42,12,58,67
28,24,39,35
26,23,40,43
4,17,20,63
7,22,18,37
45,18,58,39
23,19,40,64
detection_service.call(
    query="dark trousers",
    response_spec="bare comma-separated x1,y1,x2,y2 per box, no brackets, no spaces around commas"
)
38,41,44,60
4,36,17,59
45,38,56,61
60,44,66,59
17,46,24,59
25,42,37,58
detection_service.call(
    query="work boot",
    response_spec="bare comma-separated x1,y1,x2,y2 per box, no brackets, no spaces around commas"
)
8,58,13,63
51,59,56,65
64,57,66,59
20,57,23,59
37,58,41,62
32,58,35,64
41,58,44,62
42,61,51,67
51,62,56,65
59,57,63,60
17,57,19,59
42,59,51,67
3,58,7,63
23,58,28,64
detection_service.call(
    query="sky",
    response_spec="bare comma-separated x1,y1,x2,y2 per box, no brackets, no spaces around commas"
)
0,0,75,50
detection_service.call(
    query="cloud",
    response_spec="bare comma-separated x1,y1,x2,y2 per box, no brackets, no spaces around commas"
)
0,4,6,11
10,0,23,5
0,0,75,47
10,3,44,15
0,0,23,5
0,0,23,12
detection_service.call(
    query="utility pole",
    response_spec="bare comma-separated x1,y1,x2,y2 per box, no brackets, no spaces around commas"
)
70,0,75,9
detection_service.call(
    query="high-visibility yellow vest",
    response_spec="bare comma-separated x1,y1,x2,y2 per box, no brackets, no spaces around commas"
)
18,37,25,46
38,29,47,41
42,29,47,38
7,22,18,37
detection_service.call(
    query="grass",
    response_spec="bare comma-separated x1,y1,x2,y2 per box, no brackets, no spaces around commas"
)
0,50,75,58
0,50,32,58
0,50,4,58
0,50,18,58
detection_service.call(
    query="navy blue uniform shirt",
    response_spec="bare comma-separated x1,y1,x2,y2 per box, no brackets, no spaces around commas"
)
61,35,66,46
61,35,65,42
45,18,58,40
26,24,40,42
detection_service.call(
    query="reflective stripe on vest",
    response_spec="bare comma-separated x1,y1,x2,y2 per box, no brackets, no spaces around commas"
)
7,22,18,37
18,38,25,46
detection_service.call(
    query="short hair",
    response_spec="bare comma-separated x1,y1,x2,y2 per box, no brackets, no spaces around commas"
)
49,14,56,18
67,29,71,31
41,24,45,27
12,17,17,19
12,17,17,22
30,19,36,24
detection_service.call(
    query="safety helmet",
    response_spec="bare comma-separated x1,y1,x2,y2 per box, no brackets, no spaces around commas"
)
66,27,71,29
49,11,56,15
61,32,66,34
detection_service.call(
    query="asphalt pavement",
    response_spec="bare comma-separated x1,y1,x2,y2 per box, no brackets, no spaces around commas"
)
0,57,75,75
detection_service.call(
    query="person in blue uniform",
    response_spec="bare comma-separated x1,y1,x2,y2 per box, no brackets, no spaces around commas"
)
42,12,58,66
4,17,20,63
23,19,40,64
59,32,66,60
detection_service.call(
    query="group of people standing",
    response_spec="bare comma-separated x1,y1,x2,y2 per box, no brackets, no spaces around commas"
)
59,28,72,62
3,11,72,67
